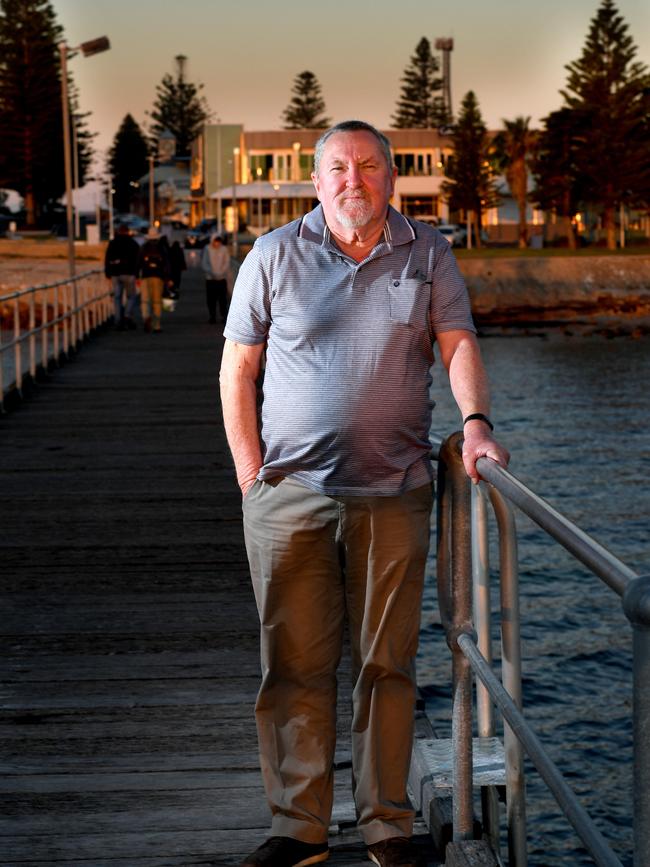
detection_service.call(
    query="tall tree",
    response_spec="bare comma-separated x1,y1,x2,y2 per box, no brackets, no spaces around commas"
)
0,0,86,226
107,114,150,214
392,37,447,128
561,0,650,249
442,91,498,248
492,116,536,248
532,107,589,250
149,55,211,158
282,71,330,129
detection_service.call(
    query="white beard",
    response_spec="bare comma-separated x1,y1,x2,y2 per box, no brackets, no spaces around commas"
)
335,196,374,229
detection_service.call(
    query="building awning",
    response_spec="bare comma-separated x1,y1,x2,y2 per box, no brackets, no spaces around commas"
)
210,181,317,200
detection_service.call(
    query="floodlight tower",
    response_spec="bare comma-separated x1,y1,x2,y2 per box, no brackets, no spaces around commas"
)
435,38,454,124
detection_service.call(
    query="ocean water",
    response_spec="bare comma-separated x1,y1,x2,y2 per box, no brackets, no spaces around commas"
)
419,333,650,866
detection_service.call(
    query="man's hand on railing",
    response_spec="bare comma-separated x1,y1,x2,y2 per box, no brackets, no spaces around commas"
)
461,422,510,485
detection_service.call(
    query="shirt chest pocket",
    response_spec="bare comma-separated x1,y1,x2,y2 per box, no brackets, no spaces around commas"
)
386,278,429,326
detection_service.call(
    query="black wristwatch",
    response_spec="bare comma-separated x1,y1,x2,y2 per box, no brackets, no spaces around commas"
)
463,413,494,431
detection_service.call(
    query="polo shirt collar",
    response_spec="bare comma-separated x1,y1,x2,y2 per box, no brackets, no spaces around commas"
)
298,204,416,248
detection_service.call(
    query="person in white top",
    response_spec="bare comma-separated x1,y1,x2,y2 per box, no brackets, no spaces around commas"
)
201,234,231,323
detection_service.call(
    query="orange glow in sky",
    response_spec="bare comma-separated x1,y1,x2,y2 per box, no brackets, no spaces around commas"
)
51,0,650,162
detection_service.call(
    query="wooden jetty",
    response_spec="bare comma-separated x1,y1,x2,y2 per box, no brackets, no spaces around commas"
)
0,267,443,866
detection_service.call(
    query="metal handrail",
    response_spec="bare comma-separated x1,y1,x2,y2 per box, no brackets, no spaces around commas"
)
0,268,110,408
433,431,646,866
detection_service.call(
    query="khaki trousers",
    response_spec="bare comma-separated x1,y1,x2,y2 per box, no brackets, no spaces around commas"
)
140,277,163,330
242,476,433,844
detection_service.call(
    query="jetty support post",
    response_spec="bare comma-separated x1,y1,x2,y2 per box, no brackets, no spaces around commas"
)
622,573,650,866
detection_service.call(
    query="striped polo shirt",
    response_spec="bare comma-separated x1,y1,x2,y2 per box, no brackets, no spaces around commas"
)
224,205,475,496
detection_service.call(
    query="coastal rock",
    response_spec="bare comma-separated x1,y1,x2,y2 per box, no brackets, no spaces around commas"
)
458,254,650,332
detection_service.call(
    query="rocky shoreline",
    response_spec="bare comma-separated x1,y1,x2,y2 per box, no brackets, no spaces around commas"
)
1,249,649,337
458,254,650,336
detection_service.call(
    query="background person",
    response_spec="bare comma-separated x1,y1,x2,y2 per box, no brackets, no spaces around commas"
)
169,240,186,297
201,233,230,324
104,223,140,330
136,227,171,333
220,120,509,867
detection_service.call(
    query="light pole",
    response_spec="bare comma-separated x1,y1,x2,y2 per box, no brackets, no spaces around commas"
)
215,117,222,234
59,36,110,278
256,166,263,233
232,146,239,257
108,177,115,240
72,113,80,239
148,154,155,228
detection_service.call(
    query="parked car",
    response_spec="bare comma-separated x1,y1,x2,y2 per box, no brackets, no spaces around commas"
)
437,223,467,246
114,214,149,237
184,218,218,249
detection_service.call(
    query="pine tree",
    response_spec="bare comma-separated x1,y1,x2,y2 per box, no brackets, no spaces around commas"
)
0,0,68,226
392,37,447,129
492,117,536,248
282,71,331,129
149,55,211,158
561,0,650,248
107,114,150,214
532,108,589,249
442,91,498,248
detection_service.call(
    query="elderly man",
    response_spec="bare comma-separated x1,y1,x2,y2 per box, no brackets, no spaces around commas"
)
220,120,508,867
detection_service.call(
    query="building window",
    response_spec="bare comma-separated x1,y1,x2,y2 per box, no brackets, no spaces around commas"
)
395,152,436,177
299,153,313,180
249,154,274,180
400,195,439,222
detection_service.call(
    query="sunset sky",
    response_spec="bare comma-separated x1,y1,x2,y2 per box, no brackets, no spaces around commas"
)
51,0,650,169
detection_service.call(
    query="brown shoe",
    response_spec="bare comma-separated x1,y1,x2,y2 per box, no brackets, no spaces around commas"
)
241,836,329,867
367,837,424,867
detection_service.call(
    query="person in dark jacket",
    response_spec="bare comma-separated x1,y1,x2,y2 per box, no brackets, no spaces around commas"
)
136,228,171,333
169,241,186,297
104,223,140,330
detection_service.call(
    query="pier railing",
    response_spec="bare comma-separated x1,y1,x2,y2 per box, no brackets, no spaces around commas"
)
0,269,110,410
426,431,647,867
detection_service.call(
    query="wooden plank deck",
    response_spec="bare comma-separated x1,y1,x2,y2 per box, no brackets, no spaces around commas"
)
0,265,442,866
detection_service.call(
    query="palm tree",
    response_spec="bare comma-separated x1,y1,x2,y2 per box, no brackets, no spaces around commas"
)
493,117,536,248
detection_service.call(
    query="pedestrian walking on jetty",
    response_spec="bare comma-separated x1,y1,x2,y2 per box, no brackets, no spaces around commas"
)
201,234,230,323
169,240,186,297
104,223,139,330
220,120,509,867
136,227,171,333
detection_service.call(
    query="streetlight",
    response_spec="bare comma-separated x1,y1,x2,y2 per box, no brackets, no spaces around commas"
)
72,113,80,239
232,146,240,257
256,166,263,233
215,116,222,234
108,177,115,240
59,36,110,278
148,154,155,228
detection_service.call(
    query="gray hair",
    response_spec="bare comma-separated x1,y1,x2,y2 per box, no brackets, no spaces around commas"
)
313,121,394,175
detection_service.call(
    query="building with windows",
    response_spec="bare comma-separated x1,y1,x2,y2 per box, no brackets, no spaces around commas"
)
191,124,627,245
190,125,457,234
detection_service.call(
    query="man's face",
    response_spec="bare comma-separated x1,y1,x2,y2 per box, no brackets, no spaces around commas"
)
312,131,396,233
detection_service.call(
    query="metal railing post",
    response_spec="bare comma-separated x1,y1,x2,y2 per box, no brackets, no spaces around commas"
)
0,313,4,409
622,574,650,867
471,485,501,853
53,285,60,362
488,487,527,866
28,291,36,380
13,296,22,394
41,289,48,372
439,432,474,840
